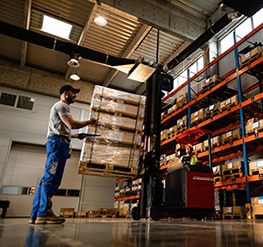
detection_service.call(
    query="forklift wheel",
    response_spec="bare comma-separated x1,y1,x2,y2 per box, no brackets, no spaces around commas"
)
130,207,141,221
150,214,161,221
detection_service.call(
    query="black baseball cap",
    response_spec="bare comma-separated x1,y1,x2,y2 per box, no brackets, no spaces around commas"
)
59,85,80,94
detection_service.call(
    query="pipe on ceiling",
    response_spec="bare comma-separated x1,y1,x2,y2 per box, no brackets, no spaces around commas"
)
0,21,135,67
164,13,233,72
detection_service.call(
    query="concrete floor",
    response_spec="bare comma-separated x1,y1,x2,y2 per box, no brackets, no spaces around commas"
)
0,218,263,246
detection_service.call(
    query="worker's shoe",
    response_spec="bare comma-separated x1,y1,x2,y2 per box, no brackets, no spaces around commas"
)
35,214,65,224
29,218,36,224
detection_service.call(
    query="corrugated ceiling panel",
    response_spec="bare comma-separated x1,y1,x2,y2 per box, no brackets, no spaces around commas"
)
130,29,184,64
77,60,112,85
82,4,143,57
0,35,22,63
0,0,24,27
32,0,93,26
27,44,69,74
0,0,25,62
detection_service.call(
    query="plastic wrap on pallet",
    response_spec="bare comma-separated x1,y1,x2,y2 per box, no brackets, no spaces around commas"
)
87,126,141,146
90,111,143,131
91,98,145,119
80,141,140,168
93,85,146,106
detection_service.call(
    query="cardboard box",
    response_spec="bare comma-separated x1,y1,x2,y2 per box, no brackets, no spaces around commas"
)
93,85,146,106
222,161,244,172
191,109,204,124
204,102,220,116
167,126,176,135
195,142,203,152
251,197,263,205
90,111,143,131
177,115,187,127
177,93,188,107
91,98,145,118
161,130,167,141
87,126,141,146
222,128,240,142
203,138,213,149
81,142,140,168
249,159,263,171
202,75,223,89
212,136,221,145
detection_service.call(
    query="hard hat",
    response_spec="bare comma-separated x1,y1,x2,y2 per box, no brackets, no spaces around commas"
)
185,144,193,149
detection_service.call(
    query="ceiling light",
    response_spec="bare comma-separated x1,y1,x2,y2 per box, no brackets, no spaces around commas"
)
70,73,80,81
94,16,107,26
42,15,72,39
67,58,80,68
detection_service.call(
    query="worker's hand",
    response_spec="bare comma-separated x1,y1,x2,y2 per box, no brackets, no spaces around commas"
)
77,134,85,140
88,117,97,125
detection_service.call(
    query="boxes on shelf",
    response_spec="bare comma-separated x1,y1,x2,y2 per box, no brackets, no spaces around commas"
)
190,108,204,126
222,161,244,172
204,102,220,118
249,159,263,175
160,154,166,166
161,111,166,121
167,125,176,137
176,93,188,108
194,142,203,153
240,46,263,69
246,118,263,135
203,138,213,150
251,196,263,216
222,127,241,144
177,115,188,131
220,95,238,111
175,143,185,157
201,75,223,90
212,136,221,147
167,104,177,116
161,130,167,142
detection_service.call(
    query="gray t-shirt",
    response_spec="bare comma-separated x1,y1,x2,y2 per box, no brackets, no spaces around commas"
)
47,101,71,138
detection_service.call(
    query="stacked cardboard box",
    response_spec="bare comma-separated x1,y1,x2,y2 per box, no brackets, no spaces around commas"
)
251,197,263,217
246,117,263,135
222,127,241,144
240,46,263,69
201,75,223,90
79,86,146,177
220,95,238,111
191,109,204,126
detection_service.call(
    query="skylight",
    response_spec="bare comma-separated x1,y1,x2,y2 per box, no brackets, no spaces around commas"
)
42,15,72,39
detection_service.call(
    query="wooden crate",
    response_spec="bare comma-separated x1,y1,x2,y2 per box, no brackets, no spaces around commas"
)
240,46,263,69
249,159,263,175
177,115,187,128
222,161,244,174
167,126,176,137
201,75,223,90
223,206,245,219
212,136,221,147
246,118,263,136
60,208,75,217
222,127,241,144
176,93,188,108
204,102,220,119
194,142,203,153
220,95,239,111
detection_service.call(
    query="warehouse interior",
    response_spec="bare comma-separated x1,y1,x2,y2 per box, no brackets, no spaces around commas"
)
0,0,263,246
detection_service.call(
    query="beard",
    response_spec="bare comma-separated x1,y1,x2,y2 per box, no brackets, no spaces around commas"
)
66,95,75,104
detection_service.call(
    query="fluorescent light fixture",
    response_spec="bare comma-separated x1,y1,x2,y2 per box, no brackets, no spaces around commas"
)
42,15,72,39
70,73,80,81
94,16,107,26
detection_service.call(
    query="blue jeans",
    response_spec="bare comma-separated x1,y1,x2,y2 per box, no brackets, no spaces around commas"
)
31,135,69,218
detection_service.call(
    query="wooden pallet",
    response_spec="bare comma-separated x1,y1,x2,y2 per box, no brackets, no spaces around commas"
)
239,52,263,70
223,172,243,181
252,214,263,219
222,168,243,175
213,171,221,177
220,101,239,112
202,81,218,92
211,142,221,149
78,162,138,178
222,214,245,220
246,127,263,137
249,167,263,176
204,111,220,120
175,100,187,110
190,118,203,127
221,135,241,145
214,176,223,182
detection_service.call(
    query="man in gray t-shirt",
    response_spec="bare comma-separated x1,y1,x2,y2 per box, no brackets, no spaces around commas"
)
30,85,96,224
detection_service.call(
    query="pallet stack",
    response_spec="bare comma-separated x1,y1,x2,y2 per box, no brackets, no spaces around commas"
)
79,86,146,178
213,166,222,182
239,46,263,70
201,75,223,92
251,197,263,219
222,161,244,181
246,117,263,136
220,95,238,112
221,127,241,144
249,159,263,176
204,102,220,120
190,108,204,127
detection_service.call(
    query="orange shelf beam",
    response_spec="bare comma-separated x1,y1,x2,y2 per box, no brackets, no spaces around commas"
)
115,194,140,201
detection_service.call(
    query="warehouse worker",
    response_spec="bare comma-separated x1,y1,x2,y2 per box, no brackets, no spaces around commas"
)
30,85,96,224
179,144,198,166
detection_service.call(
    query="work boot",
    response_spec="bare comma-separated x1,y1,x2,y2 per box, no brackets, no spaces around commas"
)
29,218,36,224
35,214,65,224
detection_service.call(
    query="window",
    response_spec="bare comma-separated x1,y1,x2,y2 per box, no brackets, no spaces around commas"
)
67,190,80,197
42,15,72,39
2,186,35,195
220,32,234,54
0,92,35,110
252,7,263,28
235,18,252,41
55,189,67,196
2,186,19,194
0,93,16,106
17,96,35,110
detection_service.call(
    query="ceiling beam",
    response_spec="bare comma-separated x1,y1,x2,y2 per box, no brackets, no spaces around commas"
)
21,0,32,67
65,2,97,80
102,24,151,87
98,0,207,41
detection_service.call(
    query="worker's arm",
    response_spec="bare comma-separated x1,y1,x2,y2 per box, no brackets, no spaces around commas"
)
61,115,97,130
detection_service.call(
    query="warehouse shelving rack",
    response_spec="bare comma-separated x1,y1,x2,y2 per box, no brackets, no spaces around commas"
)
160,22,263,203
